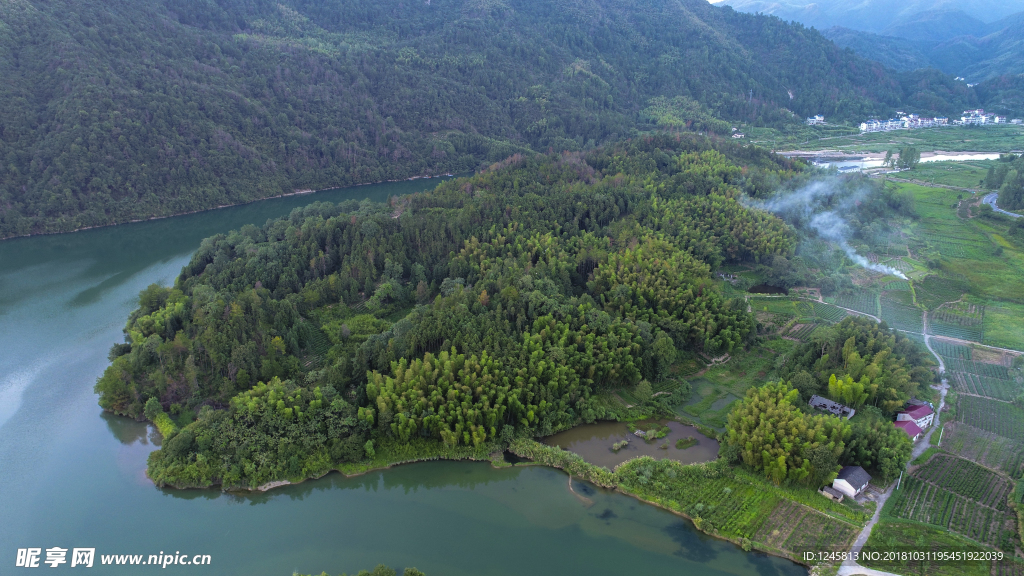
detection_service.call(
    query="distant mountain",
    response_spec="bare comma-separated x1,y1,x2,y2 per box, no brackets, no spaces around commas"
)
880,9,989,42
717,0,1024,32
821,28,935,72
0,0,993,238
822,9,1024,82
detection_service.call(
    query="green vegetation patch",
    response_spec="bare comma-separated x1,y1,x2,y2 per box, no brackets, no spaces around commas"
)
860,519,1002,576
983,304,1024,351
956,395,1024,443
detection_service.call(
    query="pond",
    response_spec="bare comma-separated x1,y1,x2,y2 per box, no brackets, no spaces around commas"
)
543,420,720,470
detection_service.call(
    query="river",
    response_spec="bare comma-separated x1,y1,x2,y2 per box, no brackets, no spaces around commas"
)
0,179,804,576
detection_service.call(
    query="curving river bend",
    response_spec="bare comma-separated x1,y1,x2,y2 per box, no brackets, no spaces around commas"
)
0,179,804,576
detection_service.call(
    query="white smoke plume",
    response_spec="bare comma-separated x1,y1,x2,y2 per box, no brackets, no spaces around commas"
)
748,179,908,279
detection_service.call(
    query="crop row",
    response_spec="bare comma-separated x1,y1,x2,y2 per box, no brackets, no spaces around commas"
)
959,372,1023,402
915,454,1010,510
830,292,879,316
941,423,1024,479
749,299,848,324
929,322,983,342
787,323,818,340
932,309,983,326
944,358,1011,379
880,300,923,333
888,476,1012,548
957,396,1024,442
883,280,910,291
931,339,971,360
880,258,914,273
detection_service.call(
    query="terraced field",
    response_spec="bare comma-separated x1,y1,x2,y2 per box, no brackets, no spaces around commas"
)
880,298,923,333
886,454,1018,549
957,395,1024,442
931,339,971,360
830,292,879,317
951,372,1022,402
941,423,1024,479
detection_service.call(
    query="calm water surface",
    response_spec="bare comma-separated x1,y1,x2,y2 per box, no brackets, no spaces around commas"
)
0,179,804,576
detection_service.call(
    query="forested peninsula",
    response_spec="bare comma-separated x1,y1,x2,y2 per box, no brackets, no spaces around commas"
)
0,0,988,238
95,135,934,495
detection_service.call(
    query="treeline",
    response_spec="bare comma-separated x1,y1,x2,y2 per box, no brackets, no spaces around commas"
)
722,379,914,486
95,135,798,488
780,316,935,414
985,154,1024,211
0,0,984,238
718,316,936,486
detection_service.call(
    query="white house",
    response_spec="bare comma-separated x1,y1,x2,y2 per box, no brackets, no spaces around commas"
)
833,466,872,498
896,404,934,429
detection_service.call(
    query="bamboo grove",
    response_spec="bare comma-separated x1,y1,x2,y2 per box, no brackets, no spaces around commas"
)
95,135,799,488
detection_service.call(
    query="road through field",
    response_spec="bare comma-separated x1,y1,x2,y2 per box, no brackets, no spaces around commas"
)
983,192,1024,218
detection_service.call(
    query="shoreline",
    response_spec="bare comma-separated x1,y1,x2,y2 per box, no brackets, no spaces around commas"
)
778,149,1004,160
146,440,813,570
0,173,456,242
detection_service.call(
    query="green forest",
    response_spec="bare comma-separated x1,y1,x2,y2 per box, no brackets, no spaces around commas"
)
95,135,803,488
94,134,939,495
0,0,990,238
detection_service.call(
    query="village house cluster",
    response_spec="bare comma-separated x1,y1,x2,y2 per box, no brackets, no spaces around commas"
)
859,113,948,133
811,396,935,502
860,109,1021,133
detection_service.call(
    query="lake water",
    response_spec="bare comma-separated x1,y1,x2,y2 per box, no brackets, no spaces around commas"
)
807,152,1000,171
0,179,804,576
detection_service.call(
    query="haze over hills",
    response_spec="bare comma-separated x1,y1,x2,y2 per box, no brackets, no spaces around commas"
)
0,0,991,238
718,0,1024,82
715,0,1024,34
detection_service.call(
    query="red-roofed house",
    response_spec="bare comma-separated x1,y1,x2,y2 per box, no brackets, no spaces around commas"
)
894,420,923,442
897,404,934,429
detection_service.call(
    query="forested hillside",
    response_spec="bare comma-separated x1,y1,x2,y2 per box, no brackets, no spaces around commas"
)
93,135,799,488
0,0,980,238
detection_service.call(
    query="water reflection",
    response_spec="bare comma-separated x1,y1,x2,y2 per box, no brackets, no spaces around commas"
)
100,411,150,446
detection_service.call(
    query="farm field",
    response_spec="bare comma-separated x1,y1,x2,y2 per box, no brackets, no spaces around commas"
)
846,183,1024,358
776,124,1024,154
950,372,1022,402
884,454,1018,551
902,160,995,189
928,301,984,342
753,499,858,555
983,303,1024,352
957,395,1024,442
880,298,923,333
931,339,971,360
616,459,866,561
829,292,879,317
860,519,1005,576
941,423,1024,479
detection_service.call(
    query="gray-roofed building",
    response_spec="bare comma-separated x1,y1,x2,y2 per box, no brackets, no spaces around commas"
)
832,466,871,498
808,395,855,419
819,486,844,502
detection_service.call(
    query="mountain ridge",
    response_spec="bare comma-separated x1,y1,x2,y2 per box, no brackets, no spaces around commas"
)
0,0,984,238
